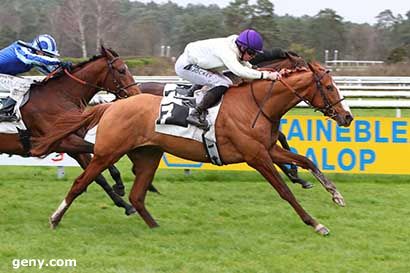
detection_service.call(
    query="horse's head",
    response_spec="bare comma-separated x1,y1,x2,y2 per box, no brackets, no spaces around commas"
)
98,45,141,98
304,62,354,127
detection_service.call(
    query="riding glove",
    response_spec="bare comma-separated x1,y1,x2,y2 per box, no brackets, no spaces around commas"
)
261,71,282,81
60,61,72,70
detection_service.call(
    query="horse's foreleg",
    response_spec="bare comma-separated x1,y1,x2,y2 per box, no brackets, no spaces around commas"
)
248,148,329,235
277,161,313,189
70,153,136,216
269,145,345,207
50,153,118,228
107,165,125,196
277,133,312,189
127,147,163,228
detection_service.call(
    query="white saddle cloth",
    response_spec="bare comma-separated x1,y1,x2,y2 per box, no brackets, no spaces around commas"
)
0,74,33,133
155,84,222,143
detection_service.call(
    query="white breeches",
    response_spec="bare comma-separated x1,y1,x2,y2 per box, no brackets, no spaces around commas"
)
174,53,233,88
0,73,33,101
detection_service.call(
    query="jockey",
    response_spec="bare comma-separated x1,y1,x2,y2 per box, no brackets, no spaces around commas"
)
175,29,281,129
0,34,71,122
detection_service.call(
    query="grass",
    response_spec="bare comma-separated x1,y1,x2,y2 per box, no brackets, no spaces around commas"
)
0,162,410,273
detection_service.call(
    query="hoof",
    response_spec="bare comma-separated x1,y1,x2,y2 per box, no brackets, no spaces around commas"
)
315,224,330,236
112,184,125,196
148,184,160,194
49,217,59,229
125,206,137,216
301,181,313,189
332,192,345,207
292,178,313,189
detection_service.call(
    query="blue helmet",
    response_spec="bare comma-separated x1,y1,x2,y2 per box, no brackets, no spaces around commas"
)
31,34,59,57
235,29,264,53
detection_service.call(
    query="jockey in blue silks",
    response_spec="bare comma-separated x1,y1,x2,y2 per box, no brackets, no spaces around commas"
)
0,34,71,122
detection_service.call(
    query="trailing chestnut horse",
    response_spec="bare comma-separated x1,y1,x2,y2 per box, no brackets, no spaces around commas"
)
0,46,139,215
33,62,353,235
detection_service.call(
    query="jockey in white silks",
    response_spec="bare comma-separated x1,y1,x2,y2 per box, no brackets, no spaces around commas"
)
174,29,282,129
0,34,71,122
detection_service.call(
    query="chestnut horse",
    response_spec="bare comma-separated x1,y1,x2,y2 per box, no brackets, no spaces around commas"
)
137,51,312,188
34,62,353,235
0,46,139,215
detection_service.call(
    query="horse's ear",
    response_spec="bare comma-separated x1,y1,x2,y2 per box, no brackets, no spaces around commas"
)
100,43,106,56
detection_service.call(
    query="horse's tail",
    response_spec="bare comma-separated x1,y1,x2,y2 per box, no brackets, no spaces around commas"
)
31,103,111,156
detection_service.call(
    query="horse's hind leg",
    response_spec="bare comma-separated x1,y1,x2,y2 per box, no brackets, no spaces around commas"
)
70,153,136,216
50,153,121,228
277,133,312,189
127,146,163,228
269,145,345,206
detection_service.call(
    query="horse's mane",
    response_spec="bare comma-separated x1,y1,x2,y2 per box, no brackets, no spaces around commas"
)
250,48,288,65
40,48,120,83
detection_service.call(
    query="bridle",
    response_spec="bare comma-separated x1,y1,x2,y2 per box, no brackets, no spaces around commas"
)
251,68,345,127
63,56,139,99
281,69,345,119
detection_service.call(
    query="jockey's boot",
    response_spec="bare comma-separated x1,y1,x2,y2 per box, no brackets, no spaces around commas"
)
185,84,203,97
186,85,228,130
0,97,18,122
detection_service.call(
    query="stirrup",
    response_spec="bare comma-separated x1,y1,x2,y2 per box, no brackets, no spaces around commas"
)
0,113,18,122
186,115,209,130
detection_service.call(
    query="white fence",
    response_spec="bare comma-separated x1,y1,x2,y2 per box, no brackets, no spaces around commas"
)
133,76,410,115
1,75,409,173
2,76,410,113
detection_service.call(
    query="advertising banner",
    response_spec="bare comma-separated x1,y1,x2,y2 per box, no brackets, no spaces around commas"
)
1,116,408,174
159,115,410,174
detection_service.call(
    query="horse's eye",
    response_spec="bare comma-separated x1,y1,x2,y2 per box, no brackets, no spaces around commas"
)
326,85,333,91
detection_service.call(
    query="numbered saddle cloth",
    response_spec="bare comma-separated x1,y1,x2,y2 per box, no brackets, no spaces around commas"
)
155,84,222,144
0,74,34,133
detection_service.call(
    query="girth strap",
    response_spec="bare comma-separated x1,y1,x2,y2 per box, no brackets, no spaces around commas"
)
18,128,31,156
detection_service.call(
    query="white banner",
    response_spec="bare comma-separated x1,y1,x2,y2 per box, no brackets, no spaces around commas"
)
0,127,97,167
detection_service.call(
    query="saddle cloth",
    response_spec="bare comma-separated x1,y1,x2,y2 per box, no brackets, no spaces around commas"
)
0,74,32,133
155,84,222,143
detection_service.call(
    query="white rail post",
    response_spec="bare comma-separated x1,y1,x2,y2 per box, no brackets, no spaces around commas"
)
57,166,65,179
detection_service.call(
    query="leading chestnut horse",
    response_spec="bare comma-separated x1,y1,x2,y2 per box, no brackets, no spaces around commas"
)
137,50,313,188
0,46,139,215
33,62,354,235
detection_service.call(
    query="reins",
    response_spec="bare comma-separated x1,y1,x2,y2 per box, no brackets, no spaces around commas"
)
61,57,139,99
250,68,346,128
250,80,276,128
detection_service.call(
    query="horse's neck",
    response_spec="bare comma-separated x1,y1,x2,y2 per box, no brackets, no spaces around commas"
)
254,72,313,120
60,61,106,104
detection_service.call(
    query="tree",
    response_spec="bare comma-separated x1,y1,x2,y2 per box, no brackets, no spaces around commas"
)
249,0,281,47
345,23,378,59
0,26,17,48
306,9,346,61
91,0,122,53
56,0,91,58
223,0,252,33
375,9,398,30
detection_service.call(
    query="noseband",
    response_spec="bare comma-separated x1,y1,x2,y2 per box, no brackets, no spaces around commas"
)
279,70,345,118
107,57,139,99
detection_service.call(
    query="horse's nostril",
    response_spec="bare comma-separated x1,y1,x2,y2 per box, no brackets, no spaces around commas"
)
346,114,354,123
